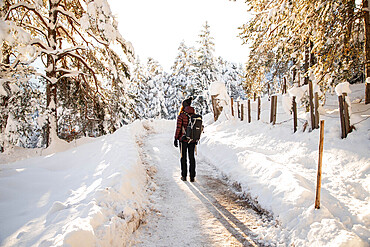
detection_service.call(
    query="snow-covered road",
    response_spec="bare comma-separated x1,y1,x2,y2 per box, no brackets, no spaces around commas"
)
133,129,274,246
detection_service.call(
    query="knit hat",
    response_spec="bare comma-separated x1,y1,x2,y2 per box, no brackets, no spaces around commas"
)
182,97,193,107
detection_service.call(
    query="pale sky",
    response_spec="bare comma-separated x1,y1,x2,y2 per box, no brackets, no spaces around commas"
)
108,0,251,71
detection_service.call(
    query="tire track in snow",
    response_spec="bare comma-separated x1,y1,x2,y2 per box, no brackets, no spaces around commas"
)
133,129,273,247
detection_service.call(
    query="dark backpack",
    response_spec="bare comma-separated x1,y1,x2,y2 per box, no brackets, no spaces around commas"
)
184,113,203,143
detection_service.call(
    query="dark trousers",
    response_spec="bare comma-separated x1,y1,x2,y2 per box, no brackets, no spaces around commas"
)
179,142,196,178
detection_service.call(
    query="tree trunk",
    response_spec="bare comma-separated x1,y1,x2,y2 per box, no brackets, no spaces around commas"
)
304,39,310,85
292,59,297,84
364,0,370,104
344,0,355,59
309,40,315,67
45,0,59,147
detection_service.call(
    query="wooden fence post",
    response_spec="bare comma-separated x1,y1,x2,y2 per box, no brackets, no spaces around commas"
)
254,92,256,101
237,101,240,119
343,93,351,135
247,99,251,123
308,80,316,130
270,95,277,124
231,97,234,117
241,103,244,121
338,95,347,138
315,92,320,128
270,96,274,123
283,77,287,94
211,95,221,121
315,120,325,209
293,96,297,133
274,95,277,124
257,97,261,121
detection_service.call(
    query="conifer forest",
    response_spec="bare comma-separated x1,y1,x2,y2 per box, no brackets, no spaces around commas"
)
1,0,369,150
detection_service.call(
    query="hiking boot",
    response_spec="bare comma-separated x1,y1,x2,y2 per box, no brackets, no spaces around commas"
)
181,176,187,181
190,177,195,182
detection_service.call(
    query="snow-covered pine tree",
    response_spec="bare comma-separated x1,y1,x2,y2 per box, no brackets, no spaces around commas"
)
163,76,179,119
4,0,134,146
128,57,149,119
0,4,45,151
168,41,198,118
146,58,168,119
193,21,218,115
216,57,246,100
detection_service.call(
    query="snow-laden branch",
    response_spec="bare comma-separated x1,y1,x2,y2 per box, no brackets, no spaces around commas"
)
18,49,42,66
30,39,51,51
39,74,58,85
56,70,87,81
5,2,49,28
22,23,47,40
59,51,99,89
53,6,79,25
56,46,86,60
56,25,78,45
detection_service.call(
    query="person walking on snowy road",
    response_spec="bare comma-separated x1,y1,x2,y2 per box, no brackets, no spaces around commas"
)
174,97,197,182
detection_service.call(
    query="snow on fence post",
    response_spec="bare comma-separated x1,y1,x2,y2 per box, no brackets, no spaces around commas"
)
248,99,251,123
209,82,229,121
315,120,325,209
293,96,297,133
257,97,261,121
231,97,234,117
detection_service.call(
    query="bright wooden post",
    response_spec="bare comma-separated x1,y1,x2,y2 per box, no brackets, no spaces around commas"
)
257,97,261,121
231,97,234,117
248,99,251,123
241,104,244,121
315,120,325,209
293,96,297,133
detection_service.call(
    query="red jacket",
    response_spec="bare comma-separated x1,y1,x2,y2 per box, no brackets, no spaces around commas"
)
175,106,195,141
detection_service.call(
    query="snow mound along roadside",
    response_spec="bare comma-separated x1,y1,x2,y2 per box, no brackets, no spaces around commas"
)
198,84,369,247
0,120,151,247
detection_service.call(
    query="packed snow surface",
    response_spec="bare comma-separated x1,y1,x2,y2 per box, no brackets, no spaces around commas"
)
0,84,369,246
